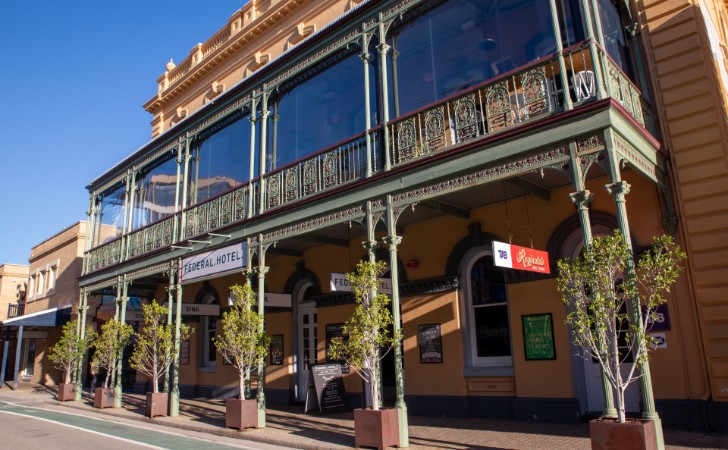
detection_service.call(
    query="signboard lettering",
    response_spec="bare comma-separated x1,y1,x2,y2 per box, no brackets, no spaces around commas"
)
181,242,247,283
330,273,392,294
493,241,550,274
163,302,220,316
522,313,556,360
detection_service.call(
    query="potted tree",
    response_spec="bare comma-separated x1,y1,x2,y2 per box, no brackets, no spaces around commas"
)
556,230,685,450
91,318,134,408
48,320,92,401
130,300,191,417
328,260,403,450
214,282,269,430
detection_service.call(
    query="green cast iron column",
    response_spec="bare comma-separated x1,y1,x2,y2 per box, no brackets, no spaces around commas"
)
579,0,607,99
604,130,663,450
75,289,89,401
170,260,183,416
548,0,573,111
361,30,373,178
165,267,176,396
256,236,268,428
248,95,258,219
377,16,391,171
568,141,616,418
115,277,129,408
362,201,381,408
172,142,183,243
383,195,409,447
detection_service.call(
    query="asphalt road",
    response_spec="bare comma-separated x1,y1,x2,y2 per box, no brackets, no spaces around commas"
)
0,399,287,450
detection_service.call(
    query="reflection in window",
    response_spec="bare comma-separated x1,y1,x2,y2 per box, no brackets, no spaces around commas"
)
98,185,126,241
388,0,563,115
189,117,253,206
133,156,178,230
597,0,633,78
268,51,379,170
470,254,511,359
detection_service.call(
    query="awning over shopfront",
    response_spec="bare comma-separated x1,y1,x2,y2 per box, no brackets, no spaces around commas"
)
1,306,72,328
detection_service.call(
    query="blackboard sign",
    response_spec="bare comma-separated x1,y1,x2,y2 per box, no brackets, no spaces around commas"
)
305,364,347,414
418,324,443,363
269,334,284,365
325,323,349,374
522,313,556,360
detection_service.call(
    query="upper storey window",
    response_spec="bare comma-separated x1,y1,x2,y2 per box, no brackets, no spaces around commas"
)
596,0,633,78
98,184,125,242
387,0,574,116
267,50,379,171
132,156,179,230
188,116,254,206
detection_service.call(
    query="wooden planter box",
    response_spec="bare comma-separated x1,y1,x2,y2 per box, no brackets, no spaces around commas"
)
94,388,116,409
354,408,399,449
146,392,168,417
589,418,658,450
56,383,76,402
226,398,258,430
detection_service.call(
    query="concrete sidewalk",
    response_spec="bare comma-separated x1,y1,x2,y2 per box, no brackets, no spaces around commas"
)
2,384,727,450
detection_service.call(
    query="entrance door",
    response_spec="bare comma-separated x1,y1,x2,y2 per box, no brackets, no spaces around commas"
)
297,301,318,402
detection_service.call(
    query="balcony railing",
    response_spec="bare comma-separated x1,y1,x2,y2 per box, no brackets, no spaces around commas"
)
85,41,655,274
7,303,24,319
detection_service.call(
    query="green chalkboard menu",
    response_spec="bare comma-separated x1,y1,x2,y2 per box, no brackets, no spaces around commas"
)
522,313,556,360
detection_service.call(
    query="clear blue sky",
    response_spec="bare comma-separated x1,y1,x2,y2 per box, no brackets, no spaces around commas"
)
0,1,245,265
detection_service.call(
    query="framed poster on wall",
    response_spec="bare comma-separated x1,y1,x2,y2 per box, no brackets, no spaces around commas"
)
522,313,556,360
270,334,284,365
418,324,443,363
180,340,190,365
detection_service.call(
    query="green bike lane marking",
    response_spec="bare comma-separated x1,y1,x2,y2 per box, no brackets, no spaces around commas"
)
0,401,246,450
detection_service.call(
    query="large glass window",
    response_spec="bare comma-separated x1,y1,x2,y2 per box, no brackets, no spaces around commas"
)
189,116,252,206
388,0,563,116
97,184,126,242
132,156,179,230
267,51,378,171
597,0,633,77
462,250,512,368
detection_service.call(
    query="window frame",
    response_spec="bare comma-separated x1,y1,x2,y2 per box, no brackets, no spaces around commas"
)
459,246,514,376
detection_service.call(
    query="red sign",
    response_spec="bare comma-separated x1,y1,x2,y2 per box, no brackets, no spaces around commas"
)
493,241,550,274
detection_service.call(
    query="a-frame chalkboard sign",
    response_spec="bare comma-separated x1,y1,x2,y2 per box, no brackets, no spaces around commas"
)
304,363,347,414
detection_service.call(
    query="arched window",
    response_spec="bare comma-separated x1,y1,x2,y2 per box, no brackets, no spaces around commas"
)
460,247,512,373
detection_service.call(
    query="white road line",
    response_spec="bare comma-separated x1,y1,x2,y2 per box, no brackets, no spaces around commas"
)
0,401,265,450
0,409,164,449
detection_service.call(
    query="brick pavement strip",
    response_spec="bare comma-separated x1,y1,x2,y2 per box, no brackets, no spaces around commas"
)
2,385,728,450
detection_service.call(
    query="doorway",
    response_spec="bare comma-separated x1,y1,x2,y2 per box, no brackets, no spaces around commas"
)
296,285,317,402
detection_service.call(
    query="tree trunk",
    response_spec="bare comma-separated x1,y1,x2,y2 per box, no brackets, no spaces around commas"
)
239,368,245,400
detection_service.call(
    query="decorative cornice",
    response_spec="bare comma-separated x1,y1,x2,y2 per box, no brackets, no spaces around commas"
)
612,133,662,186
391,145,569,206
126,262,172,282
263,205,365,242
399,275,459,297
84,278,118,294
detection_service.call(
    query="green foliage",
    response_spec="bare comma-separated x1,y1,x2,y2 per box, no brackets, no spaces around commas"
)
214,283,269,400
48,320,93,385
556,230,685,422
130,300,191,393
327,260,402,410
91,319,134,389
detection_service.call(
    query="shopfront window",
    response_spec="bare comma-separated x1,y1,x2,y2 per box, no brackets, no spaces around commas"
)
268,50,378,171
387,0,562,116
189,116,253,206
461,249,512,370
132,156,179,230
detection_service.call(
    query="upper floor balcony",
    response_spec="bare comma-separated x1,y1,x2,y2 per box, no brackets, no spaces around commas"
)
84,0,657,276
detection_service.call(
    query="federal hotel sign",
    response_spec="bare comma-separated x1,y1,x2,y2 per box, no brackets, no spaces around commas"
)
181,242,247,283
